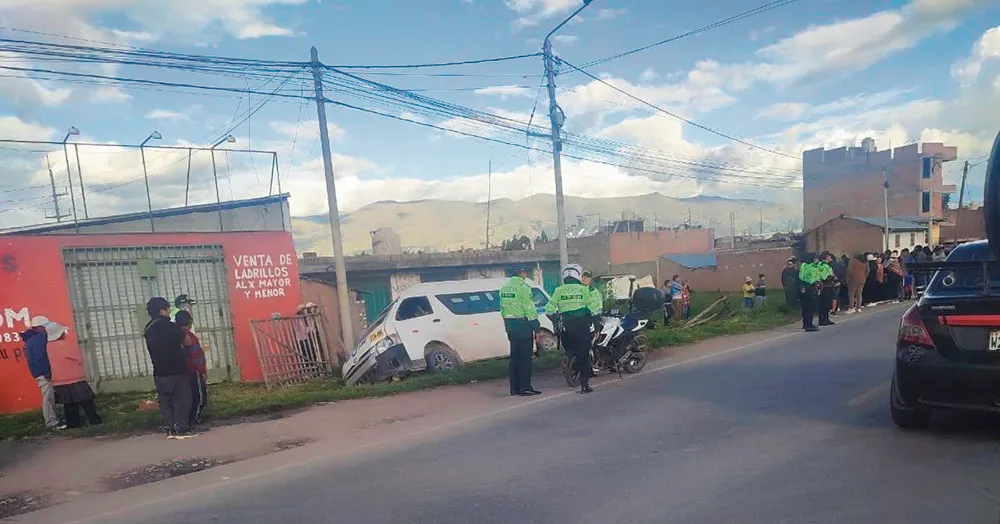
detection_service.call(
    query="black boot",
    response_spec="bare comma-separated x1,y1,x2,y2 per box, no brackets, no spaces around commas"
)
580,383,593,394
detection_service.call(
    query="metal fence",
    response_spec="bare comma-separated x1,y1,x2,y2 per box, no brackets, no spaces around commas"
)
250,312,334,389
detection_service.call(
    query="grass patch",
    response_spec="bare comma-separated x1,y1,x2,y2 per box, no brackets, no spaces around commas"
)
0,293,795,440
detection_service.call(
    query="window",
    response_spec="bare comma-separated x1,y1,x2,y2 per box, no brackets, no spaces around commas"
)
395,296,433,321
927,242,1000,295
894,234,901,248
921,191,931,213
922,157,932,179
910,232,916,246
435,292,501,315
530,288,549,310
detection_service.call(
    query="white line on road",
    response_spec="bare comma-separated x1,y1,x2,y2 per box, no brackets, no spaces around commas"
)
847,382,891,407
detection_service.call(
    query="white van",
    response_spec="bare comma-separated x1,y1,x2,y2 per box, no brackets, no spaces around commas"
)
342,278,558,385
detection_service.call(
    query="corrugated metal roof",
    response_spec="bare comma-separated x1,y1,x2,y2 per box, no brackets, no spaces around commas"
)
848,216,926,231
662,252,717,269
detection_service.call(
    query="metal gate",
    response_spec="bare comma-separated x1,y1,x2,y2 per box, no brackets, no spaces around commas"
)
63,245,236,388
250,312,333,389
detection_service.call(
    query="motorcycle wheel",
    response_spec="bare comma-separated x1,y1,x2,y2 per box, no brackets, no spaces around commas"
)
562,355,580,387
623,335,650,373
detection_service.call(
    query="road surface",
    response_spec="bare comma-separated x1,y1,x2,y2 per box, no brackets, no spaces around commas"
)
21,305,1000,523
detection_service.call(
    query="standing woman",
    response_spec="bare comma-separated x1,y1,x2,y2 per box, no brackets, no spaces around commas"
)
886,252,904,301
46,319,102,429
863,254,879,306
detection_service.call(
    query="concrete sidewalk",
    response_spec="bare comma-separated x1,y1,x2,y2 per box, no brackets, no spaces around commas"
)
0,305,895,517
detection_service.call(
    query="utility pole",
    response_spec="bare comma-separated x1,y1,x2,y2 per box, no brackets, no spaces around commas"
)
44,155,68,222
954,159,970,244
882,168,890,252
311,46,355,351
759,209,763,236
730,213,736,250
543,0,592,270
73,144,88,219
485,159,492,249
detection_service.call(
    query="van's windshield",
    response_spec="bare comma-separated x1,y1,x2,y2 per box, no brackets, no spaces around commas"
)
359,300,396,341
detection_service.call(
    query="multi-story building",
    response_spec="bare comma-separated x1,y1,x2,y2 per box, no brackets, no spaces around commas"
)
802,140,957,244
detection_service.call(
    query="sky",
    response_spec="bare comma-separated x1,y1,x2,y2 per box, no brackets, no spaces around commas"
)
1,0,999,229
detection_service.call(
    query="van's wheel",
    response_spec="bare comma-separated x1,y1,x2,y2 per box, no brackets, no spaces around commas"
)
536,330,558,357
425,343,461,373
890,375,930,429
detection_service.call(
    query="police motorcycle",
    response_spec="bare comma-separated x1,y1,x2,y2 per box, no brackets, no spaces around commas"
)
562,278,663,387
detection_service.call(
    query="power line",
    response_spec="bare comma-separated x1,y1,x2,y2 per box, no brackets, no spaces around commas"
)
324,52,542,69
572,0,802,70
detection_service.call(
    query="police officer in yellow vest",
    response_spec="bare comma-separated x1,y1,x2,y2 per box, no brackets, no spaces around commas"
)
500,266,543,397
546,264,602,394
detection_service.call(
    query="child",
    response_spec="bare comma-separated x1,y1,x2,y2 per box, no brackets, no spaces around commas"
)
174,310,207,426
754,274,766,307
742,277,756,309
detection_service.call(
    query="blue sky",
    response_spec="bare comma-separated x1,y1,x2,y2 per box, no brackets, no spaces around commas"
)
1,0,999,227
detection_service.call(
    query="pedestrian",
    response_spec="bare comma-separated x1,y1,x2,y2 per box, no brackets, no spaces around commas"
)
144,297,196,439
661,279,674,323
169,294,196,325
887,251,904,301
754,274,767,307
51,334,102,429
293,303,322,375
670,275,684,322
900,248,914,300
875,255,886,302
781,257,800,309
798,254,824,332
582,270,604,317
500,266,543,397
546,264,602,394
174,310,208,426
846,254,869,313
818,252,837,326
681,280,692,320
22,316,67,430
742,277,756,309
932,245,947,262
863,254,879,305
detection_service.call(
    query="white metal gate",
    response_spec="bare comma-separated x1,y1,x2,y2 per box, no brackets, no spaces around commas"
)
63,245,236,387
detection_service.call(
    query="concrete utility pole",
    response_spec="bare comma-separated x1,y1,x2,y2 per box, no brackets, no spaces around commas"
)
543,0,592,270
44,155,68,222
730,213,736,250
882,168,890,252
210,135,236,231
139,131,162,232
954,159,970,244
61,126,80,231
311,46,355,352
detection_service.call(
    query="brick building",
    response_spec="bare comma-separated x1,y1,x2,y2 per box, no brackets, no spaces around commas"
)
657,248,795,293
805,216,928,256
802,140,957,244
940,207,986,244
537,226,714,276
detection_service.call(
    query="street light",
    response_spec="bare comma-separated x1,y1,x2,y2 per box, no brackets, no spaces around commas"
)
210,135,236,231
61,126,81,228
139,131,161,232
543,0,593,270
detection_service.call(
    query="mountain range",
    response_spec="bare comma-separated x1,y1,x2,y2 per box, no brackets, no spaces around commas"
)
291,192,803,255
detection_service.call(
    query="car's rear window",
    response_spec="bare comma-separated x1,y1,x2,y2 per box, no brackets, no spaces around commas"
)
927,243,1000,295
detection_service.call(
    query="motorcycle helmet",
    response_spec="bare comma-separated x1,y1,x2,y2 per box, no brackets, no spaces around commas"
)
631,287,666,317
561,263,583,282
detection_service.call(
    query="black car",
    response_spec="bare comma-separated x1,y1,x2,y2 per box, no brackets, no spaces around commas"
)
891,239,1000,429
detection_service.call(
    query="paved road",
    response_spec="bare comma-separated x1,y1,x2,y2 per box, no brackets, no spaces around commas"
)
24,306,1000,523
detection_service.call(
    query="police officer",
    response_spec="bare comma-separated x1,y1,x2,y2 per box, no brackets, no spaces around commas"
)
546,264,602,394
500,266,542,397
798,254,825,332
581,270,604,316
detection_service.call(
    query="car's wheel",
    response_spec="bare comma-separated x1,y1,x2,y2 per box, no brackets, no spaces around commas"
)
425,343,460,373
536,330,558,357
890,375,930,429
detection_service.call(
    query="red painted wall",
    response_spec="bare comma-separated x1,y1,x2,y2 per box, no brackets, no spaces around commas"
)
0,231,299,414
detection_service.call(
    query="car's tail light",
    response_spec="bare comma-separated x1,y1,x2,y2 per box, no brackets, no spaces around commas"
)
899,304,935,348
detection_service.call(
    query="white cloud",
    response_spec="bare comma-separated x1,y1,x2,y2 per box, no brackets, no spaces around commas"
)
757,102,808,121
757,89,911,121
638,68,657,83
109,29,157,43
952,25,1000,84
0,116,55,141
552,34,578,46
146,109,191,122
268,119,346,142
594,8,628,20
749,26,775,42
0,52,73,109
88,86,132,103
504,0,580,29
473,85,535,99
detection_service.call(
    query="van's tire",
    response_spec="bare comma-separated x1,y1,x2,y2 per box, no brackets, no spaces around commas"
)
536,330,558,357
425,343,461,373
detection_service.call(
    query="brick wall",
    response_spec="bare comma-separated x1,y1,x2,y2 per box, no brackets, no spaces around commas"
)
300,279,368,362
805,218,885,255
608,229,714,265
659,248,794,293
941,208,986,243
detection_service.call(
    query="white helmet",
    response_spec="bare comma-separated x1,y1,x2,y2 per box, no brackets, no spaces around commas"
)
561,263,583,282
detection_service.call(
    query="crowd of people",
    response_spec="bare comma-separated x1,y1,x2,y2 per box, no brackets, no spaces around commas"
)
781,245,951,332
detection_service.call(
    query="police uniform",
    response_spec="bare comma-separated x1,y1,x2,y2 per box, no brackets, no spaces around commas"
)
500,271,541,396
546,265,602,393
798,258,830,331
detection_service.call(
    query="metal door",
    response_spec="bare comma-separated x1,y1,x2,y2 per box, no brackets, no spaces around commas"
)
63,245,236,387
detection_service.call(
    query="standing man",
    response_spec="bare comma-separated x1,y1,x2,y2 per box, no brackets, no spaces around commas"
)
781,257,800,309
169,294,196,324
500,266,542,397
22,316,68,430
798,254,823,332
145,297,196,439
581,270,604,317
546,264,602,394
817,252,837,326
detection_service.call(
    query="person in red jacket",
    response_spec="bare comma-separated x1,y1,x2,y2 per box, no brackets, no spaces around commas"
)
174,310,207,427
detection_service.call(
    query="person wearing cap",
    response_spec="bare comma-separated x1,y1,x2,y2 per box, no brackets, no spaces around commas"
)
22,316,68,430
781,257,800,309
500,266,542,396
145,297,196,439
741,277,756,309
169,294,196,325
581,270,604,319
546,264,602,394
